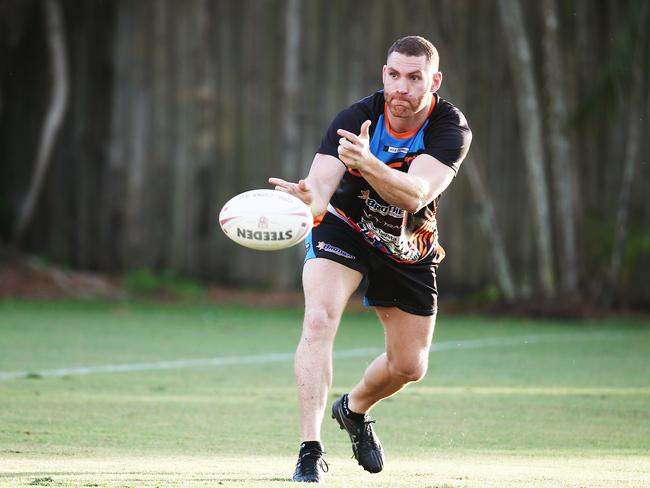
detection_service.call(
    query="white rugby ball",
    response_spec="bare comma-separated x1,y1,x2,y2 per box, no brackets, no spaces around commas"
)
219,189,313,251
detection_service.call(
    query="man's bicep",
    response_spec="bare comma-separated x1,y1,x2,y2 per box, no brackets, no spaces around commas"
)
317,106,369,158
408,154,455,202
422,110,473,174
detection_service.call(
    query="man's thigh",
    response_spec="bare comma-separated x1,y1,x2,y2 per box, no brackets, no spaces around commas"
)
302,214,368,316
375,306,436,363
302,258,364,319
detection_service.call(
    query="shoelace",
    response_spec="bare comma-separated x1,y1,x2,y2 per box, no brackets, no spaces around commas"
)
360,419,380,449
317,457,329,473
297,451,329,475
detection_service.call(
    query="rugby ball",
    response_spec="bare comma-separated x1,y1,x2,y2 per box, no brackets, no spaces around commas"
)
219,189,313,251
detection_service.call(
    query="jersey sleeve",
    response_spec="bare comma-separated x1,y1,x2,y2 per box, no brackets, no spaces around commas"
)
317,104,372,162
423,109,472,174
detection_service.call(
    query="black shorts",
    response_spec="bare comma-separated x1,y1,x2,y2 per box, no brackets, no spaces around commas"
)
304,213,438,316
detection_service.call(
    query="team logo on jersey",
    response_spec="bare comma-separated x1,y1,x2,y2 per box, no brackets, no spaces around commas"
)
358,190,404,218
383,145,409,154
316,241,356,259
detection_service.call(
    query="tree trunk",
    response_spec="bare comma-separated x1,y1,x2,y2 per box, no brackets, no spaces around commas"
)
213,0,240,282
13,0,69,244
150,0,176,270
431,2,518,302
498,0,556,297
124,1,150,268
171,1,199,273
274,0,303,289
464,158,518,302
280,0,302,183
607,3,649,304
540,0,579,295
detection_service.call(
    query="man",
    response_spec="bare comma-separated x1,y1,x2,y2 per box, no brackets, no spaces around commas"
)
270,35,471,483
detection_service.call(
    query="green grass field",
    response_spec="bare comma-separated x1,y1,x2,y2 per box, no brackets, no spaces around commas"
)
0,299,649,487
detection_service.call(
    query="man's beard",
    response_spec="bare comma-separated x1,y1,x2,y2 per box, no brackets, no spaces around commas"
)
387,94,427,117
387,97,416,117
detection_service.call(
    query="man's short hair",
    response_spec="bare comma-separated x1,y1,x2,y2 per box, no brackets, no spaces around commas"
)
387,36,439,71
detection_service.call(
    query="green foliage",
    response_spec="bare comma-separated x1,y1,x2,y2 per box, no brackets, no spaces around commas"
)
123,268,204,300
586,220,650,269
26,255,52,269
623,229,650,265
468,283,502,304
482,284,502,302
123,268,158,294
586,221,614,266
573,0,649,126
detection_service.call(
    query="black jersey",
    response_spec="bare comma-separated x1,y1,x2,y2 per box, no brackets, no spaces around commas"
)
317,90,472,264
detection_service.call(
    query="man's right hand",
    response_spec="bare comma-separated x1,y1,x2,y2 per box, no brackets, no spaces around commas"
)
269,177,314,208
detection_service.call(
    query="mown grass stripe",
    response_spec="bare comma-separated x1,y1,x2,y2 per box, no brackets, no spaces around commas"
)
0,332,626,381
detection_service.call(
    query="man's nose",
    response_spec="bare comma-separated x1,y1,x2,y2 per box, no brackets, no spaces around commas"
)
395,78,408,93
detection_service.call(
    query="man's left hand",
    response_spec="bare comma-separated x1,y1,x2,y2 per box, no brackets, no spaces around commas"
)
337,120,373,169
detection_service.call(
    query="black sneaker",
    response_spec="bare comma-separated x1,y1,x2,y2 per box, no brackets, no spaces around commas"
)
331,394,384,473
292,443,328,483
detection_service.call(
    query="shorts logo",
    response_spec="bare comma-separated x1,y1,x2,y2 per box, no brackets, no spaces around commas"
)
316,241,356,259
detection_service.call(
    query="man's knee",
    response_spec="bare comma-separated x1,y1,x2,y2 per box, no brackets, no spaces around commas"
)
302,307,339,342
387,355,429,383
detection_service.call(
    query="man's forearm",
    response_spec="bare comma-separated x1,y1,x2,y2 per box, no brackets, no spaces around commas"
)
358,157,428,214
305,176,331,217
304,154,347,217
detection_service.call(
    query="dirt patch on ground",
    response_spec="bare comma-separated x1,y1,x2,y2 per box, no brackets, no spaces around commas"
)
0,244,361,309
0,250,310,308
0,247,643,318
0,260,125,300
0,259,310,307
0,258,372,313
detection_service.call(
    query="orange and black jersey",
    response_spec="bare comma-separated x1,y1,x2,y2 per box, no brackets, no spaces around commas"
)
317,90,472,264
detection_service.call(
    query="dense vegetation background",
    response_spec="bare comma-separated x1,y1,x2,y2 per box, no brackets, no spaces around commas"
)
1,0,648,307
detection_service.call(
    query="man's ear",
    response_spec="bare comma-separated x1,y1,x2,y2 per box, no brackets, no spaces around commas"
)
382,64,387,84
431,71,443,93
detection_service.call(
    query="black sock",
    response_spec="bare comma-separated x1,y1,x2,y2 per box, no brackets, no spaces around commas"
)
299,441,323,454
343,393,366,421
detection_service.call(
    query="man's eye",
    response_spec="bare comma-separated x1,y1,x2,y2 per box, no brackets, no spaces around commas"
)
411,76,420,81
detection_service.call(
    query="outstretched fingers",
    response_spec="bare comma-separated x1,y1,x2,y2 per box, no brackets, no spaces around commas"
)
268,177,295,193
337,119,371,143
269,176,290,187
268,177,313,208
336,128,361,144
